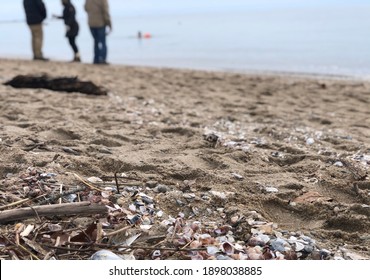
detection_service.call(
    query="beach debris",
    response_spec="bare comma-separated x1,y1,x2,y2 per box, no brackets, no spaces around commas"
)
4,75,108,95
231,172,244,180
293,191,332,204
203,132,220,143
334,161,344,167
306,138,315,145
0,166,368,260
91,250,123,260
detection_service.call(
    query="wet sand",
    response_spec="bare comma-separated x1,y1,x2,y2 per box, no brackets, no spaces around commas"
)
0,58,369,259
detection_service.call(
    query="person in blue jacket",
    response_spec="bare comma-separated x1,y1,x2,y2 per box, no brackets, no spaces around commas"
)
23,0,48,61
53,0,81,62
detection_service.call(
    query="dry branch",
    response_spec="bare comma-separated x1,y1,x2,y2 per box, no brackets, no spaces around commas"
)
0,202,107,224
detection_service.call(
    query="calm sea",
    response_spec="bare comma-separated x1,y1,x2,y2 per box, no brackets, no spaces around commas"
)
1,0,369,77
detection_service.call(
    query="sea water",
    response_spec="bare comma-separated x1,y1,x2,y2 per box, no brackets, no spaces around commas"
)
0,0,369,77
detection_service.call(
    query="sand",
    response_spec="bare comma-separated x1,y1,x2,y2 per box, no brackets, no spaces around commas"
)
0,58,369,258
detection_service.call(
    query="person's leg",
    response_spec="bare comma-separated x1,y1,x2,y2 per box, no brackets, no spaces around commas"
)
68,36,78,54
68,36,80,62
96,27,107,62
29,24,43,59
90,27,99,64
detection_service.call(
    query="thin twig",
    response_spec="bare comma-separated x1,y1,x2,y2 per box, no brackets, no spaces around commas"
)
73,173,102,192
105,225,133,237
17,243,40,260
59,184,63,204
114,172,120,194
0,194,47,210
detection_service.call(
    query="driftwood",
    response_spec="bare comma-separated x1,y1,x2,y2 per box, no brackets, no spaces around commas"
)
4,75,107,95
0,201,107,224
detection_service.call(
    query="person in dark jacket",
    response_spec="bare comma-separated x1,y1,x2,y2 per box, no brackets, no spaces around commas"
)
23,0,48,61
53,0,81,62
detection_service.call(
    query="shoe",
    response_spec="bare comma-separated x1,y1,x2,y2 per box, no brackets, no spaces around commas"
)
72,57,81,62
34,57,49,61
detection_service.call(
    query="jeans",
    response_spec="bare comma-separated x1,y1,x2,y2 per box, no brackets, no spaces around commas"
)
90,27,107,64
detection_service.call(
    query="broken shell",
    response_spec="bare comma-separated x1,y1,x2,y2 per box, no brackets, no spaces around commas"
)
293,241,305,252
87,177,103,183
270,238,288,252
207,246,220,255
306,138,315,145
190,240,202,249
204,133,219,143
140,225,152,230
214,225,232,236
231,172,243,180
91,250,123,260
47,224,62,232
265,186,279,193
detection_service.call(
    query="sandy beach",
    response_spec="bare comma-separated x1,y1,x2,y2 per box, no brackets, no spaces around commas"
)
0,58,369,260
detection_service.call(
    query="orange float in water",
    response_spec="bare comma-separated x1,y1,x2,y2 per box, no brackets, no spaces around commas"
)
143,33,152,39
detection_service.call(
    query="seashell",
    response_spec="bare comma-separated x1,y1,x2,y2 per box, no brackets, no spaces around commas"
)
191,221,201,232
145,181,158,188
47,224,62,232
191,254,204,260
284,250,298,260
156,210,164,217
230,215,239,224
231,173,244,180
334,161,344,167
294,241,305,252
207,246,220,255
214,225,232,236
303,244,314,254
154,184,168,193
140,225,152,230
87,177,103,183
319,249,331,260
275,251,286,260
256,222,274,234
220,242,234,255
216,255,234,260
237,252,249,260
128,204,136,212
91,250,123,260
183,193,196,199
306,138,315,145
265,187,279,193
247,236,265,247
246,247,263,260
190,241,202,249
270,238,287,252
142,217,152,225
101,191,111,198
152,250,161,259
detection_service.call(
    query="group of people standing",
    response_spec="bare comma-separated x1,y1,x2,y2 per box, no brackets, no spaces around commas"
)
23,0,112,65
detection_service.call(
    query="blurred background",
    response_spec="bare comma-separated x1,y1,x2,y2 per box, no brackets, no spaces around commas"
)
0,0,369,77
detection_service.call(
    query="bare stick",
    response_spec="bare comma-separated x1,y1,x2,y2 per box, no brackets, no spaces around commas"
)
105,225,132,237
0,202,107,223
114,172,120,194
73,173,102,192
